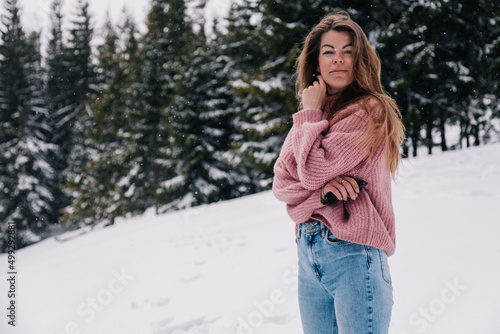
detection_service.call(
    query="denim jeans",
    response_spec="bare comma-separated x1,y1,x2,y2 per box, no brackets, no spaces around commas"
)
296,221,393,334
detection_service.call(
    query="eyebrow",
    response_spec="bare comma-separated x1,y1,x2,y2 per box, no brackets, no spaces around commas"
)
321,43,353,49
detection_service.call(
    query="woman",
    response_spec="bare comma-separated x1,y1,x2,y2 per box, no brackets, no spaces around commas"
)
272,11,405,333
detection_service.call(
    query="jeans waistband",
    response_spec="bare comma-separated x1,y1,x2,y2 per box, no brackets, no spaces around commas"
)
298,220,327,239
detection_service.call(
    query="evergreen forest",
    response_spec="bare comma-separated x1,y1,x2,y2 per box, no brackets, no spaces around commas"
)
0,0,499,251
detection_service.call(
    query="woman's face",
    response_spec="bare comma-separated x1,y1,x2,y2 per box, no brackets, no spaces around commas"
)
317,30,355,95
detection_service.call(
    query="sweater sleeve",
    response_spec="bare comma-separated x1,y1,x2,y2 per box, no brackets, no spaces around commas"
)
292,106,373,190
273,157,314,206
273,156,323,223
272,131,325,218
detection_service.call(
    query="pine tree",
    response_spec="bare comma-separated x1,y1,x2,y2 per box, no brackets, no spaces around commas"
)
221,0,266,75
377,1,442,155
62,15,118,225
45,0,72,219
481,7,500,142
112,10,146,216
455,0,500,147
223,0,297,193
65,11,143,225
126,0,190,214
165,17,248,209
61,0,97,225
0,0,58,250
219,0,271,193
377,0,500,154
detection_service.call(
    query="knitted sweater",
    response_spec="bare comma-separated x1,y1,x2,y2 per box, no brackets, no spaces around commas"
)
272,96,396,256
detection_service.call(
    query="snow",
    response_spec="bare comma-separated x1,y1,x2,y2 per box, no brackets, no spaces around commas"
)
251,76,284,93
1,143,500,334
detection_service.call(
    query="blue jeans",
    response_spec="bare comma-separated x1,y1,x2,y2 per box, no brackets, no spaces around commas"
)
296,221,393,334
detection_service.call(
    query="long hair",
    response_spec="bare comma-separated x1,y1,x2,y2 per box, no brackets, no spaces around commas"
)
295,11,405,178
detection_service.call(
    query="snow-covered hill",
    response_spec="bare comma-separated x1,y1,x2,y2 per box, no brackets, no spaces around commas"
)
1,143,500,334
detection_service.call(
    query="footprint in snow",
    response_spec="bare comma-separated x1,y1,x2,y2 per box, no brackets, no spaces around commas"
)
131,297,170,310
180,273,202,283
265,313,293,325
469,190,497,197
151,317,174,330
155,297,171,307
130,298,151,310
192,258,206,266
153,316,218,334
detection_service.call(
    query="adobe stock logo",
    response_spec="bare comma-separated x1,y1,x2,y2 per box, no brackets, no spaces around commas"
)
400,278,467,334
75,269,135,323
236,265,298,334
49,268,135,334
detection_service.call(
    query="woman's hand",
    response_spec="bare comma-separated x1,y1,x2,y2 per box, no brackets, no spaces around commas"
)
322,176,360,202
302,75,327,110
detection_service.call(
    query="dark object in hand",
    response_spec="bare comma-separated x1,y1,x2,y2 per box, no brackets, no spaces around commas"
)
320,179,367,220
320,179,367,205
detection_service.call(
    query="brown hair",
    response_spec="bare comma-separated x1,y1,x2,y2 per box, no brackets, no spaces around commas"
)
295,11,405,178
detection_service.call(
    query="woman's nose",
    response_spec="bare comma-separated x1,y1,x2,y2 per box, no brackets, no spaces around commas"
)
333,55,344,64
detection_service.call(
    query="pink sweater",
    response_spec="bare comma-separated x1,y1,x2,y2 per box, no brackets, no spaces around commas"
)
272,96,396,256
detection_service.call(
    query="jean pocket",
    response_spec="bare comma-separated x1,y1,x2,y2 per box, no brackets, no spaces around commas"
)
323,228,351,246
295,225,302,244
378,249,392,285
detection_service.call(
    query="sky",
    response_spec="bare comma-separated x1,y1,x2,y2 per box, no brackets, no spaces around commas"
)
9,0,231,55
17,0,149,33
17,0,233,31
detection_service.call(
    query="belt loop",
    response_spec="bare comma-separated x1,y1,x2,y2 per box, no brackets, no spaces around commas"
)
297,224,302,239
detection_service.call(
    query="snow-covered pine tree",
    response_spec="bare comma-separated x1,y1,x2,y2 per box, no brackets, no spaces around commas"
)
376,1,437,156
165,16,249,209
0,0,59,250
218,0,271,194
61,0,97,225
224,0,299,193
111,11,146,217
221,0,266,76
65,11,145,226
62,15,126,225
377,0,500,154
45,0,73,219
126,0,189,214
454,0,500,147
481,7,500,142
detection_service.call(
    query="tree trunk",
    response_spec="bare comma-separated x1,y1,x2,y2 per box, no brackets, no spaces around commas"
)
459,123,464,149
472,124,480,146
439,117,448,151
412,134,418,157
465,123,470,147
426,122,433,155
402,143,409,158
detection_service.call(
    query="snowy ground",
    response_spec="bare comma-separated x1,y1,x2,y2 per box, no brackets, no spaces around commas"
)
1,143,500,334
